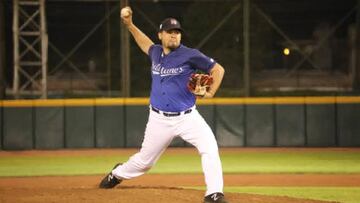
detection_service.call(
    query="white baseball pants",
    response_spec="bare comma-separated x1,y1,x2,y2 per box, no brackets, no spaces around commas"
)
112,107,224,196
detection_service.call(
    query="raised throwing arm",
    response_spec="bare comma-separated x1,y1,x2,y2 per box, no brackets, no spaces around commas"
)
120,7,154,55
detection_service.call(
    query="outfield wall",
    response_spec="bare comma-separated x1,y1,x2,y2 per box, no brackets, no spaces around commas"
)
1,97,360,150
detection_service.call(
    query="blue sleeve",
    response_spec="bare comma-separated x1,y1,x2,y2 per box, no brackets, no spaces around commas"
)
148,44,161,61
189,50,216,73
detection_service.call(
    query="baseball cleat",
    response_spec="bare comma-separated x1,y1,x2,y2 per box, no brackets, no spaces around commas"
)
203,192,228,203
99,163,122,189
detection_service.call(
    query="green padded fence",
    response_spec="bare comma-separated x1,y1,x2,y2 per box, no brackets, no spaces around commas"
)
216,105,245,147
1,97,360,149
35,106,64,149
337,103,360,147
2,101,33,150
245,104,274,147
0,102,2,150
306,104,336,147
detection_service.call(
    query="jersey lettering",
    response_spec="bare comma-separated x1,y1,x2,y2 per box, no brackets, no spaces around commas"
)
151,63,185,77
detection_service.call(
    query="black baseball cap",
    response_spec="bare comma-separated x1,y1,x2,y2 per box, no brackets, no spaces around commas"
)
159,18,183,32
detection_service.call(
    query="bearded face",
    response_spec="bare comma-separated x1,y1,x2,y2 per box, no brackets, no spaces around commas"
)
158,29,181,51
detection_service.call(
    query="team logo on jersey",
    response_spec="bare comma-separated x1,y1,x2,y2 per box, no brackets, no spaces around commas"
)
151,63,184,77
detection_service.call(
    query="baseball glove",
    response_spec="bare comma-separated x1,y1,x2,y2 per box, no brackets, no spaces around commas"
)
187,73,213,97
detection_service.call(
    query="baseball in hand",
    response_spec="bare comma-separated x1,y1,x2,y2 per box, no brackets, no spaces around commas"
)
121,7,131,18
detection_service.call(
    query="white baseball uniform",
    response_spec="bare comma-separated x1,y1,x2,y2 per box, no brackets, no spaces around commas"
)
112,42,224,196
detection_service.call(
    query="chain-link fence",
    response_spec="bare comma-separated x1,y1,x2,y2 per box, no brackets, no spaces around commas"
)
1,0,359,99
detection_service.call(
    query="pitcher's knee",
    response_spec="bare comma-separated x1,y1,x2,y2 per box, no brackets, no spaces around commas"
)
194,135,219,152
199,147,220,159
197,142,219,156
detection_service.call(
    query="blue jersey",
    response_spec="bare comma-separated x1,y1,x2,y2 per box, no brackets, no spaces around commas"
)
148,44,216,112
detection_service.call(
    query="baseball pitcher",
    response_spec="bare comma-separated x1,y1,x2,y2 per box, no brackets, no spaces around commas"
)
99,6,227,203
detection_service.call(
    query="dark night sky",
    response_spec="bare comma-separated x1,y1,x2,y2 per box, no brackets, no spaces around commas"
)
2,0,358,84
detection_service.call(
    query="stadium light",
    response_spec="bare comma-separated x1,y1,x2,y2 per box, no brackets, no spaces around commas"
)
283,48,290,56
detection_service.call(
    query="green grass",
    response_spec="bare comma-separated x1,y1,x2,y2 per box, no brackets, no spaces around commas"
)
189,186,360,203
0,155,129,176
152,151,360,174
0,150,360,176
218,151,360,173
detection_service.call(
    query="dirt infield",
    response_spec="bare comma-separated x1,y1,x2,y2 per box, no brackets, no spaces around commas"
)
0,174,351,203
1,148,359,202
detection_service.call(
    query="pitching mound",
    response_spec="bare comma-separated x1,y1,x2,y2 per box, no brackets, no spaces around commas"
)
0,175,336,203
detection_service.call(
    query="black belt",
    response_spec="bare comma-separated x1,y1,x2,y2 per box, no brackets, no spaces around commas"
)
151,106,192,117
